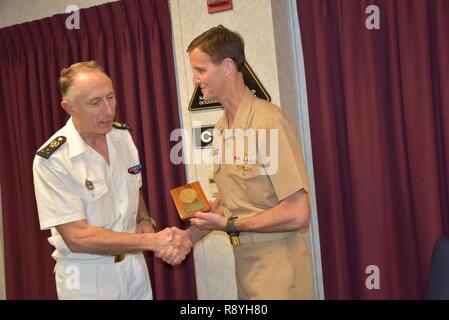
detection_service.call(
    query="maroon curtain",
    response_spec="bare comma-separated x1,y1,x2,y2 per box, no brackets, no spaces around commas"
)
297,0,449,299
0,0,196,299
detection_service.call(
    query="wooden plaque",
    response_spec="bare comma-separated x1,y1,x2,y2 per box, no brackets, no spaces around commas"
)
169,181,211,220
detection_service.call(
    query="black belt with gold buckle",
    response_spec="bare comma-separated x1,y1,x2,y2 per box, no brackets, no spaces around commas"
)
114,253,125,263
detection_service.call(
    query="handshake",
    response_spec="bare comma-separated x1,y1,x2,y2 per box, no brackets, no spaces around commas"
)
151,227,193,266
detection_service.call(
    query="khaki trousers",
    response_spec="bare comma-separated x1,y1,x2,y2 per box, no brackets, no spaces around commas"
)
233,231,314,300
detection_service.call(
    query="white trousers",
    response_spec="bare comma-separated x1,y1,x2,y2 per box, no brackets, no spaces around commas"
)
54,253,152,300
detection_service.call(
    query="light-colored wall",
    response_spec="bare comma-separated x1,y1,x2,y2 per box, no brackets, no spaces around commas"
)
170,0,281,299
169,0,323,299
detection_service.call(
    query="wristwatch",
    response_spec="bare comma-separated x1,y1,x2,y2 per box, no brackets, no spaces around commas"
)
226,216,240,236
141,216,157,229
226,216,240,246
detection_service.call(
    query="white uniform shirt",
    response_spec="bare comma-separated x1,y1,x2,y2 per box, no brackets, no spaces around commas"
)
33,117,142,262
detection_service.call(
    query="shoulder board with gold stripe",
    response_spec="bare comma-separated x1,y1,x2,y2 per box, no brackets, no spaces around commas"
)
36,136,66,159
113,121,133,132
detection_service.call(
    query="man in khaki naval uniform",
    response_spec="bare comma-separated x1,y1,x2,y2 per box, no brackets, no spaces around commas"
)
187,26,314,299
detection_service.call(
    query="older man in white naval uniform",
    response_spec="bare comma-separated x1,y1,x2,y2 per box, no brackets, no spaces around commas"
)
33,61,191,299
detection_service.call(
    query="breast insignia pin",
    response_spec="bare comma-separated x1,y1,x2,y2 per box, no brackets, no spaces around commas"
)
85,179,94,191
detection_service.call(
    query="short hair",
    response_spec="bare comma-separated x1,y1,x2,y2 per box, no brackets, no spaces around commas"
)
58,61,108,100
187,25,246,72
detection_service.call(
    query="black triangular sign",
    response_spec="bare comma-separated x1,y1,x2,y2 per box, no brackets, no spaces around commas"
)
188,62,271,111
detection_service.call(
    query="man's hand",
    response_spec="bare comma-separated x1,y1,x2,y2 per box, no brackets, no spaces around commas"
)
154,227,193,266
190,210,226,231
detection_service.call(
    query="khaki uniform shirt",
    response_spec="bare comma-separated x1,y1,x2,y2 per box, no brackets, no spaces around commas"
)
214,87,310,224
213,87,314,299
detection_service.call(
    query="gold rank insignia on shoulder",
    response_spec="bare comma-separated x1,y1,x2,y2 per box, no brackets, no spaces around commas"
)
113,121,133,132
36,136,66,159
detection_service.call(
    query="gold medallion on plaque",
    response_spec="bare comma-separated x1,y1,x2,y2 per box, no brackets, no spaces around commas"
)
179,188,198,203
